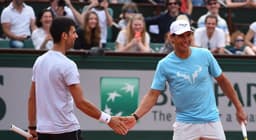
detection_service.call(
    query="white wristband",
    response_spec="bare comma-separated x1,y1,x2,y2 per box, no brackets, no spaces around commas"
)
99,112,111,124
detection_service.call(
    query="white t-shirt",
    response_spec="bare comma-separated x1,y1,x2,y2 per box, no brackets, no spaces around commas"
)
32,50,80,134
116,30,150,52
31,28,53,50
0,2,35,36
194,27,225,49
249,21,256,45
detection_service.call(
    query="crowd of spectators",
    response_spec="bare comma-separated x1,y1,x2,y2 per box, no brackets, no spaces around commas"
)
1,0,256,56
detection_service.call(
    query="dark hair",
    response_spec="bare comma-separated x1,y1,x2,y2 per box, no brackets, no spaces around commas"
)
50,17,76,43
36,9,54,27
204,15,218,24
165,0,181,7
58,0,66,7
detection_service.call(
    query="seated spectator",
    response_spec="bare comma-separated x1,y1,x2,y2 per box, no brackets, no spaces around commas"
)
74,11,101,50
115,14,151,52
82,0,113,47
192,0,205,6
194,15,225,54
0,0,36,48
245,21,256,53
159,33,174,53
197,0,230,45
31,9,54,50
225,30,255,55
109,0,131,3
117,2,139,30
145,0,190,43
225,0,250,8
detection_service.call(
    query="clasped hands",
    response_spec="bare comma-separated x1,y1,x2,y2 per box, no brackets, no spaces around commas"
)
107,115,137,135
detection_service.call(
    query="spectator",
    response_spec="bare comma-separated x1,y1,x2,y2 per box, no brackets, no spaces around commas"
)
82,0,113,48
31,9,54,50
245,21,256,53
192,0,205,6
180,0,193,15
74,11,101,50
145,0,190,43
0,0,36,48
159,33,174,53
48,0,78,25
194,15,226,54
117,2,139,30
197,0,230,45
225,30,255,55
109,0,131,3
225,0,250,8
115,14,151,52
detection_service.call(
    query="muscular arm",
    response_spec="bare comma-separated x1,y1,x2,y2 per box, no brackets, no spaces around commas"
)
28,82,36,127
133,89,161,119
215,73,247,123
69,84,101,119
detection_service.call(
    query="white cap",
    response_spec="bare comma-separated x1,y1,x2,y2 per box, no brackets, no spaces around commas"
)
170,20,192,35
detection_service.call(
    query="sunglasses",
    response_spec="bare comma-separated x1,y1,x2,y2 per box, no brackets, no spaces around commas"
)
235,39,244,42
208,2,217,5
168,2,178,5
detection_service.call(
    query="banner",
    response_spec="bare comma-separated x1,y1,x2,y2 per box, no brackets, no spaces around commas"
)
0,68,255,131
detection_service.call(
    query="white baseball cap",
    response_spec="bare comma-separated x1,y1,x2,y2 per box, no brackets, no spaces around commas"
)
170,20,192,35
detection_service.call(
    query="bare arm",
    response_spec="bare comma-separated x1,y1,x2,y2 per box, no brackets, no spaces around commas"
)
2,23,27,40
27,82,37,138
64,0,84,26
215,73,247,124
226,0,250,8
133,89,161,119
69,84,128,135
245,29,255,48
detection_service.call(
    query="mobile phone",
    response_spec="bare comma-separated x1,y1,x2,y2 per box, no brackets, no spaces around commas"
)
135,31,141,39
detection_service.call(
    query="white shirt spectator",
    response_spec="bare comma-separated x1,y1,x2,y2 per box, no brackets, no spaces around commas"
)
249,21,256,46
32,28,53,50
194,27,225,50
0,2,35,37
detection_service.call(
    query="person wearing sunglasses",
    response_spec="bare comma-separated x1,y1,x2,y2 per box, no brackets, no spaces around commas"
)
145,0,191,43
225,30,255,55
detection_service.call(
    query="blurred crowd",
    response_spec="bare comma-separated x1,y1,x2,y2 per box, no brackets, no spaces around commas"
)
1,0,256,55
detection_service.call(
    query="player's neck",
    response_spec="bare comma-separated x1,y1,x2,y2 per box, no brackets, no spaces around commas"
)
52,44,66,55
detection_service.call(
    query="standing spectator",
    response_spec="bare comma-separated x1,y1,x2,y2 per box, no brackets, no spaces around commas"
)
194,15,226,54
145,0,190,43
48,0,78,25
32,9,54,50
27,17,128,140
245,21,256,53
225,0,249,8
197,0,230,45
115,14,151,52
123,19,247,140
0,0,36,48
74,11,101,50
225,30,255,55
117,2,139,30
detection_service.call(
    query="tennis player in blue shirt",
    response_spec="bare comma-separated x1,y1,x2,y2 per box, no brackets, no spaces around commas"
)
125,19,247,140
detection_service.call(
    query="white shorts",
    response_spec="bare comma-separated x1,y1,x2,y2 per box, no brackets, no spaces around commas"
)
172,121,226,140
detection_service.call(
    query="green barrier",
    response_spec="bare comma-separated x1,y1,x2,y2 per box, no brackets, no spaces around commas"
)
0,50,256,140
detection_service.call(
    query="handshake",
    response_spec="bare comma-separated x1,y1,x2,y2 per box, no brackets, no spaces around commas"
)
105,114,139,135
